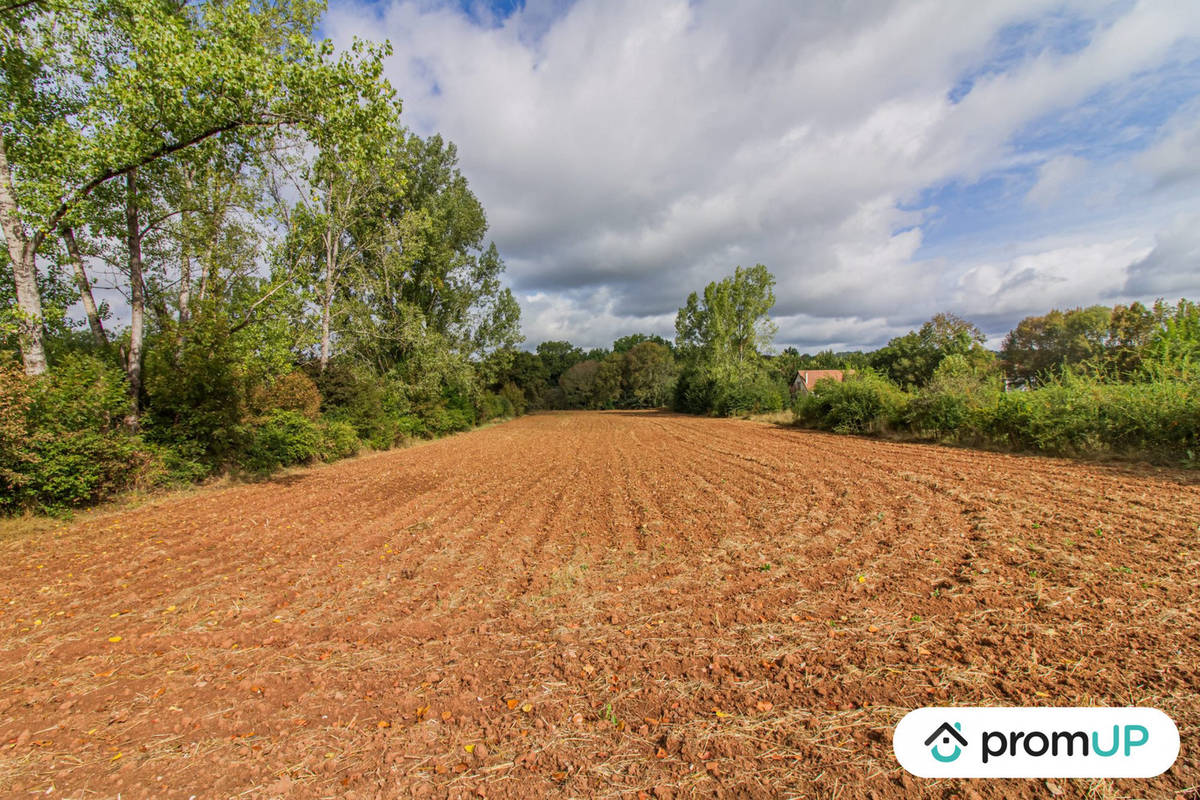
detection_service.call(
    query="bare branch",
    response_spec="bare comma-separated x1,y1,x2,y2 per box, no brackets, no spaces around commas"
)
33,116,294,254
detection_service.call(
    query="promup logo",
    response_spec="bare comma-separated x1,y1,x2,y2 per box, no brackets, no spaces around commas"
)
924,721,967,763
894,707,1179,778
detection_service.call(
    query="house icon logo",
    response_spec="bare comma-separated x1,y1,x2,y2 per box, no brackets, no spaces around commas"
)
924,721,967,762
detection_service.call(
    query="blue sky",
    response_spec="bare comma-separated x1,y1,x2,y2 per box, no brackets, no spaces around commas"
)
325,0,1200,350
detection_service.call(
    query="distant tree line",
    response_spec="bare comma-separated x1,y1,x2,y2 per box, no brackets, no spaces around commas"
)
794,299,1200,464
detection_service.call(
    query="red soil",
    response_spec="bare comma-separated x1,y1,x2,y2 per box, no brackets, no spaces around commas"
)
1,411,1197,799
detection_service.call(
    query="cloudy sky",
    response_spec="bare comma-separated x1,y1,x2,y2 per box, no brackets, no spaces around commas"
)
324,0,1200,352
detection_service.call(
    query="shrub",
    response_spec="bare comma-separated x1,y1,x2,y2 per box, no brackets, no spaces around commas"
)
906,354,1001,439
795,371,910,434
672,364,714,414
0,357,32,500
710,370,786,416
673,363,784,416
21,430,154,510
143,324,248,465
320,419,361,460
308,361,395,449
241,410,323,473
252,371,322,420
498,381,526,416
27,351,130,433
475,388,513,422
394,414,427,439
424,406,474,436
4,353,164,511
985,373,1198,460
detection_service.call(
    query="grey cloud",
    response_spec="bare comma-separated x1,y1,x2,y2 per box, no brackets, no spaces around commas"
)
1123,214,1200,296
321,0,1200,350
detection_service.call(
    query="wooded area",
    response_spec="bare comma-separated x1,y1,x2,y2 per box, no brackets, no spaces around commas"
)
1,0,524,510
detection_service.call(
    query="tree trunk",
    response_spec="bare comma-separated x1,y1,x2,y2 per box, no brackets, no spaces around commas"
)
318,230,338,372
124,170,145,427
319,267,332,371
178,170,194,325
178,224,191,326
0,137,47,375
62,226,107,347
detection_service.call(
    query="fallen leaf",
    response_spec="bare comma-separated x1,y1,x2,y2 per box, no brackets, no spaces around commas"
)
506,699,519,710
107,636,122,643
755,701,773,712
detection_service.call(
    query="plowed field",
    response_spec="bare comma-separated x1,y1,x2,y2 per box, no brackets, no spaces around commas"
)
2,411,1198,799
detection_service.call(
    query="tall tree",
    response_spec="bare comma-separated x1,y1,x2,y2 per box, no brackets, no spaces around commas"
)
0,0,392,374
675,263,777,375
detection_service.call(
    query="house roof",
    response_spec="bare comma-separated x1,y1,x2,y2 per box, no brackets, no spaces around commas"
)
793,369,847,391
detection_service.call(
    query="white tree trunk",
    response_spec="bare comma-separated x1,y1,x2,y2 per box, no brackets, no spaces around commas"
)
62,225,107,347
124,170,145,427
0,137,47,375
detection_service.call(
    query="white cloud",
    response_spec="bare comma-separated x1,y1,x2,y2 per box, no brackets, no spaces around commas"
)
324,0,1200,350
1026,155,1088,208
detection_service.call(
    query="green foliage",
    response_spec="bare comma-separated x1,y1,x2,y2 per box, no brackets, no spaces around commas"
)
871,313,991,389
143,321,248,465
1,0,533,513
1000,305,1113,382
1142,299,1200,381
319,419,360,461
795,371,910,434
498,381,526,416
613,333,671,354
241,409,322,473
475,391,513,422
0,357,31,492
672,264,779,416
709,368,786,416
536,340,585,383
795,359,1198,464
905,354,1001,438
308,361,395,450
251,371,322,420
3,353,159,511
559,360,600,408
623,341,677,407
675,264,776,370
982,373,1198,459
